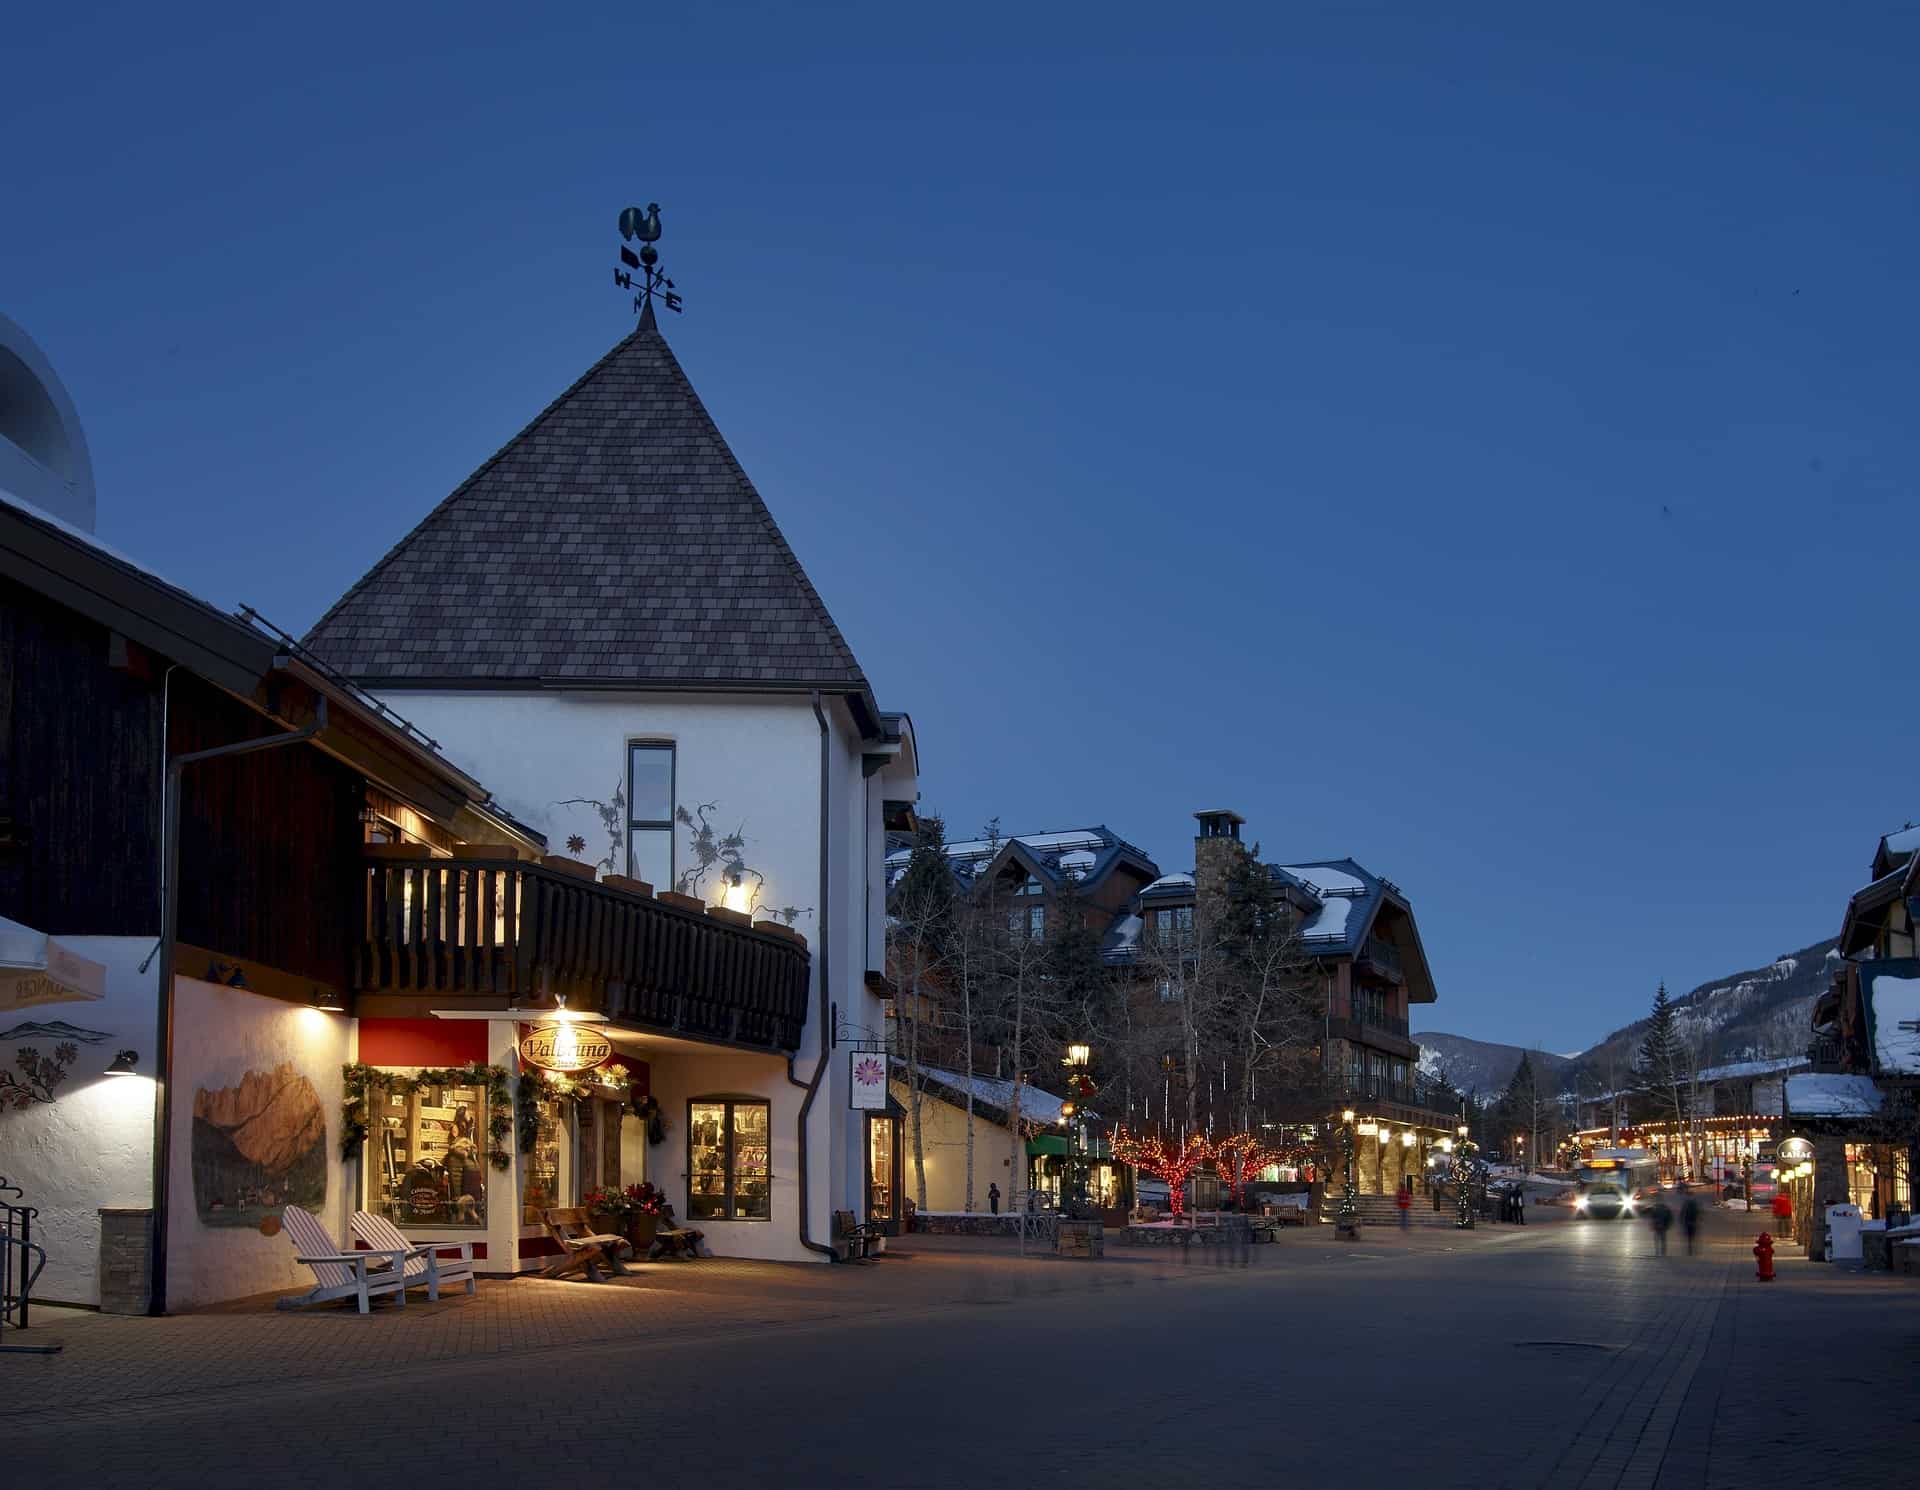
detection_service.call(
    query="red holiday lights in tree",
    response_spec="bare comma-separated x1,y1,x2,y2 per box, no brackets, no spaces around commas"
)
1109,1127,1212,1215
1211,1133,1286,1203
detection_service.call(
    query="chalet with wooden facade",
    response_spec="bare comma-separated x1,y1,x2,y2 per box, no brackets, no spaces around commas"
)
304,303,920,1263
1125,809,1458,1194
0,315,562,1309
1782,824,1920,1257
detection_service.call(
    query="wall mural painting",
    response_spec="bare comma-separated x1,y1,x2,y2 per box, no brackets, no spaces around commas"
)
0,1021,110,1109
192,1062,327,1226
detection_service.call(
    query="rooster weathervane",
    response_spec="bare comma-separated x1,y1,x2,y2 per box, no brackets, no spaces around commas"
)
614,203,683,317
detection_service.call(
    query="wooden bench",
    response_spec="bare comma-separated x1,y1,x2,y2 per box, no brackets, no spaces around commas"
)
541,1206,632,1282
832,1209,883,1263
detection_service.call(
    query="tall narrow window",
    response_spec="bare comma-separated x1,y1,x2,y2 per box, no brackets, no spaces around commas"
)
1029,904,1045,940
626,742,675,889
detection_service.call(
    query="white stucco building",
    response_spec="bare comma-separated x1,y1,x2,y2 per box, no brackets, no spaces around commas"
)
306,303,922,1262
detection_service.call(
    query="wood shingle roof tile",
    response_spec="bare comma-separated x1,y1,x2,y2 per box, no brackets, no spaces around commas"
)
304,320,870,693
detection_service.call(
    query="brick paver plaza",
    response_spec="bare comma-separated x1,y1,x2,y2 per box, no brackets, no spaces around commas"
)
5,1209,1913,1487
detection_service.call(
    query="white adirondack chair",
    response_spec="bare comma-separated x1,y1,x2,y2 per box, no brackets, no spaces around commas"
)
276,1205,408,1314
350,1211,476,1301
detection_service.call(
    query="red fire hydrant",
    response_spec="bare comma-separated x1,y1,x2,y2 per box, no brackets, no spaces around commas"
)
1754,1231,1775,1282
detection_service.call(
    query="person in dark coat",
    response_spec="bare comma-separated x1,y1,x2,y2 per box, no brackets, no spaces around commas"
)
988,1182,1001,1215
1680,1189,1701,1254
1649,1197,1673,1255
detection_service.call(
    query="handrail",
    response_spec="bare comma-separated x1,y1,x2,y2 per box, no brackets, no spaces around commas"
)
357,855,811,1052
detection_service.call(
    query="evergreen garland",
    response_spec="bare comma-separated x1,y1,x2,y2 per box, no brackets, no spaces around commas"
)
340,1062,514,1170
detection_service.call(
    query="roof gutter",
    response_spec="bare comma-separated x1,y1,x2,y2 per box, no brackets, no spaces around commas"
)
783,690,838,1261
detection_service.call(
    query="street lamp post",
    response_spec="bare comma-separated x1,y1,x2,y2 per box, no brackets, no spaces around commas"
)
1336,1108,1359,1240
1062,1042,1094,1217
1453,1123,1474,1229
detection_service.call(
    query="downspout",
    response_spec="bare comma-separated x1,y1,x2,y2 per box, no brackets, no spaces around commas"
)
149,696,328,1314
783,690,837,1259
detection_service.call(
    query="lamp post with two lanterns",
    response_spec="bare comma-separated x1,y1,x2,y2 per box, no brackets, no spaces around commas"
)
1450,1123,1476,1229
1061,1042,1095,1217
1336,1108,1359,1239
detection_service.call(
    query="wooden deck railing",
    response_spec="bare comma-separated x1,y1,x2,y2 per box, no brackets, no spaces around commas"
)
356,854,811,1051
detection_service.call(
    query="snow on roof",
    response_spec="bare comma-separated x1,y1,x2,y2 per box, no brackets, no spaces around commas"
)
940,828,1110,859
1869,974,1920,1075
1784,1073,1884,1118
1301,894,1353,941
1280,864,1366,895
904,1063,1066,1126
1141,872,1193,893
1697,1055,1808,1083
1883,825,1920,857
1,486,183,592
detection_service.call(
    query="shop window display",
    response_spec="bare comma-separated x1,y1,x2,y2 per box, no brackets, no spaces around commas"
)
372,1079,490,1228
522,1095,566,1224
689,1098,771,1220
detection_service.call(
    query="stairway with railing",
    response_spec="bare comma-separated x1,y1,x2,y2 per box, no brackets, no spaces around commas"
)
1,1176,59,1355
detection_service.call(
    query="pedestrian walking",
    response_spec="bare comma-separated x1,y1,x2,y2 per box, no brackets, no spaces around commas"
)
988,1182,1000,1215
1514,1183,1527,1226
1771,1186,1792,1241
1650,1197,1672,1256
1397,1180,1411,1231
1681,1190,1701,1255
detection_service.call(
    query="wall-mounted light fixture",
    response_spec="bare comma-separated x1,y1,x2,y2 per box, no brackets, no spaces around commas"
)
105,1049,140,1077
311,987,345,1013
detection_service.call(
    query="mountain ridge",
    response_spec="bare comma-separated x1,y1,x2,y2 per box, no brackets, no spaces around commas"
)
1416,934,1841,1097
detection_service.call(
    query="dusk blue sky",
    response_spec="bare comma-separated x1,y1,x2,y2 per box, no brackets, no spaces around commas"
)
7,5,1915,1051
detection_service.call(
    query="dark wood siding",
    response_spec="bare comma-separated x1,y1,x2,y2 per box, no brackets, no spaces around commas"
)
170,674,365,990
0,578,164,935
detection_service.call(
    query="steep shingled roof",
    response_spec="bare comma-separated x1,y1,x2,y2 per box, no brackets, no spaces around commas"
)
304,319,870,692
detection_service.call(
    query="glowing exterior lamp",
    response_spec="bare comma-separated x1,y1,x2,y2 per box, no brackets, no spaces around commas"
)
1401,1129,1417,1148
104,1049,140,1077
720,867,754,913
311,986,346,1013
1341,1108,1356,1123
1439,1137,1454,1153
1065,1043,1091,1069
1060,1099,1077,1120
1457,1124,1470,1138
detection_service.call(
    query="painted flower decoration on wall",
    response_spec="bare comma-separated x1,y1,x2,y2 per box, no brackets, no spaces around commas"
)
566,835,587,856
853,1056,884,1088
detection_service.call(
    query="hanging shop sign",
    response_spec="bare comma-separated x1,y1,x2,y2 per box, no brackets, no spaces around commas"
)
1777,1136,1814,1165
519,1023,613,1074
849,1051,889,1110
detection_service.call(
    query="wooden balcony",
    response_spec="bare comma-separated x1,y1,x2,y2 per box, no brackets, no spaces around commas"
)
1357,936,1404,983
356,853,811,1052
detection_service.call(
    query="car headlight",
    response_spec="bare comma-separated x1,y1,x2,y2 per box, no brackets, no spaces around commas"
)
1574,1197,1588,1211
1622,1202,1635,1216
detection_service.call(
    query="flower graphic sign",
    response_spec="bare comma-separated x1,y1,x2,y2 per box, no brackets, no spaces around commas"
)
849,1051,888,1110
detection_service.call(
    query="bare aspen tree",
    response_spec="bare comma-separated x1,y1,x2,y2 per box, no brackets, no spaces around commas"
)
888,816,955,1213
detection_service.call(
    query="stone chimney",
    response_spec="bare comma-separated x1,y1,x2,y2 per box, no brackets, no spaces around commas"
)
1192,809,1247,929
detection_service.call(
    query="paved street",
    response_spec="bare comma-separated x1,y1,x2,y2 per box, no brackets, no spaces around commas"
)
5,1208,1915,1488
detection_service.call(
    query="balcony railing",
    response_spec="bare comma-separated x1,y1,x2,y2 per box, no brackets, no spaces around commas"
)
1358,937,1403,981
1338,1075,1462,1121
357,854,811,1052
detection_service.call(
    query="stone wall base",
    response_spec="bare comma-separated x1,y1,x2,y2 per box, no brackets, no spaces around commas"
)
98,1207,153,1316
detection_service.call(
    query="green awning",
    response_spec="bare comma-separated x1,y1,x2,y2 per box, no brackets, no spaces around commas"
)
1025,1135,1114,1159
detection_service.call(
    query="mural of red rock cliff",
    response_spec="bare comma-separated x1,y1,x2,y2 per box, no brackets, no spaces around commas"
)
192,1061,327,1226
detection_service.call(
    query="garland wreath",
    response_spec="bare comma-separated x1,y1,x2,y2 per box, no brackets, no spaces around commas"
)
341,1062,515,1171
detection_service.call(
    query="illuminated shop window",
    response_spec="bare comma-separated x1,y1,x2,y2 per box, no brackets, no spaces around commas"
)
688,1098,771,1221
522,1095,566,1224
371,1077,488,1229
